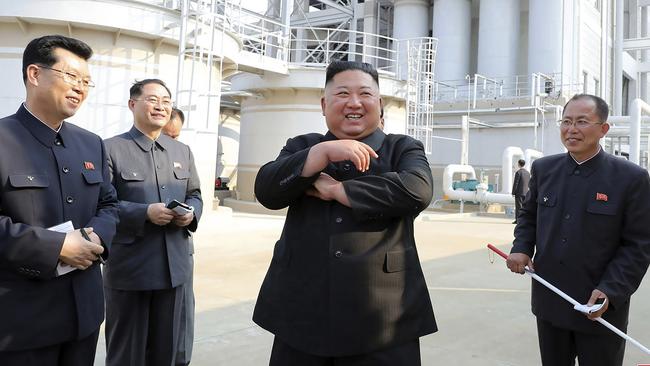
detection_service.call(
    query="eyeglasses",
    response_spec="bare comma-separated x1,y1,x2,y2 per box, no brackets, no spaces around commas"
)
37,64,95,89
132,96,173,109
556,119,604,129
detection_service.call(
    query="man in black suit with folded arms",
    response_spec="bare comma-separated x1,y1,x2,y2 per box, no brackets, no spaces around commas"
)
507,94,650,366
253,60,437,365
0,35,118,365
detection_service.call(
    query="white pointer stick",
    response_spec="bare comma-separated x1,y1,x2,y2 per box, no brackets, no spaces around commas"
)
488,244,650,355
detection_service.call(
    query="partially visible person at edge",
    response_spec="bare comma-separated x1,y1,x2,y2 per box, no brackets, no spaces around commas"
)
511,158,530,224
0,35,118,365
103,79,203,366
163,107,184,140
162,106,196,366
253,60,437,366
507,94,650,366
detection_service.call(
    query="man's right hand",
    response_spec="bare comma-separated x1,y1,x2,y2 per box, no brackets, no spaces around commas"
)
59,228,104,270
302,140,378,177
147,203,175,226
506,252,535,274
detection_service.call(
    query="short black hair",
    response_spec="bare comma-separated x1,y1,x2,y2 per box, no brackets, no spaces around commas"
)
564,94,609,123
130,79,172,99
518,159,525,167
22,35,93,83
171,107,185,124
325,61,379,88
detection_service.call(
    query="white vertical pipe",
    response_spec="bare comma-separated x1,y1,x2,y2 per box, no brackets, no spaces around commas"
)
433,0,471,81
614,0,624,115
461,115,469,165
501,146,524,194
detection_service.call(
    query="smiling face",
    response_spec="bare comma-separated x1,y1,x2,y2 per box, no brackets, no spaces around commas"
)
25,47,90,127
561,97,610,162
129,82,172,138
321,70,383,140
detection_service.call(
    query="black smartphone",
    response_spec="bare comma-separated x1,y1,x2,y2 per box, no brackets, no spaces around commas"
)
166,200,193,215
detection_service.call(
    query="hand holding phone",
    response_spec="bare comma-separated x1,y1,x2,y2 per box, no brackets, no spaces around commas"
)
166,199,194,216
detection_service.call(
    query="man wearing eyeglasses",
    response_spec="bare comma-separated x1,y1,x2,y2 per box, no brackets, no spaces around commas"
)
507,94,650,366
0,35,118,365
103,79,202,366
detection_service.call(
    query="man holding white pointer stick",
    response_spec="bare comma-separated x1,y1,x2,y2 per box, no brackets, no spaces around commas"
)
507,94,650,366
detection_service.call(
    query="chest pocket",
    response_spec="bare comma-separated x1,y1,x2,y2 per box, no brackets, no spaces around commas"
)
174,169,190,180
9,174,49,188
586,202,617,215
82,170,103,184
121,171,145,182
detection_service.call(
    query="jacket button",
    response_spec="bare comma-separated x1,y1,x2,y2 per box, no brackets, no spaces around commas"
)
574,170,580,175
54,138,62,146
564,214,570,219
161,185,166,190
62,167,70,173
335,217,343,224
334,250,343,258
66,196,74,204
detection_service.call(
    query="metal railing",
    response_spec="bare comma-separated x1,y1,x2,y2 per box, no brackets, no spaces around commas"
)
289,26,402,76
433,73,586,104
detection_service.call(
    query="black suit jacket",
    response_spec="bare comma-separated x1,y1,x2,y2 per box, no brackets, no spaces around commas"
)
0,105,118,351
103,127,202,290
512,150,650,333
253,129,437,357
511,167,530,196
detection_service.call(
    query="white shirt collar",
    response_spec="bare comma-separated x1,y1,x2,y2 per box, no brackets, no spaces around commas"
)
571,146,601,165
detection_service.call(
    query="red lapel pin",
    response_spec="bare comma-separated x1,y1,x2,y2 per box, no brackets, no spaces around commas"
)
84,161,95,170
596,192,608,202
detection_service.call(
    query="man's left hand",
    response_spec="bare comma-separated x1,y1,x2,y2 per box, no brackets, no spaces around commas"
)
586,289,609,320
172,212,194,227
305,173,351,207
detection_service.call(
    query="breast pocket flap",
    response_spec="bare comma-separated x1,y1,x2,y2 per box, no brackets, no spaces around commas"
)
121,171,145,182
82,170,104,184
8,174,49,188
587,202,617,215
174,169,190,180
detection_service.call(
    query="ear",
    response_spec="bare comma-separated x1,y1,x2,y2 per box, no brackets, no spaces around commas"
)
128,98,136,112
600,122,610,137
25,64,41,87
320,96,326,116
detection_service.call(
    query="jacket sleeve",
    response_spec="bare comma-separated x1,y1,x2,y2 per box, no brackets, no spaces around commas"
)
511,162,538,258
343,137,433,219
0,218,66,279
597,170,650,308
86,138,119,256
183,147,202,232
254,135,320,210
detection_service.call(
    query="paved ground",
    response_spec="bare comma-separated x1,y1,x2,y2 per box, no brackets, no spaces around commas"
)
94,209,650,365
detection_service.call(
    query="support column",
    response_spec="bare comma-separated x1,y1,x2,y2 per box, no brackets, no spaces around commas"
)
433,0,471,81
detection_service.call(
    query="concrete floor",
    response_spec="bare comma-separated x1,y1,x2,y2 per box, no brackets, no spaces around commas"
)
94,209,650,365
